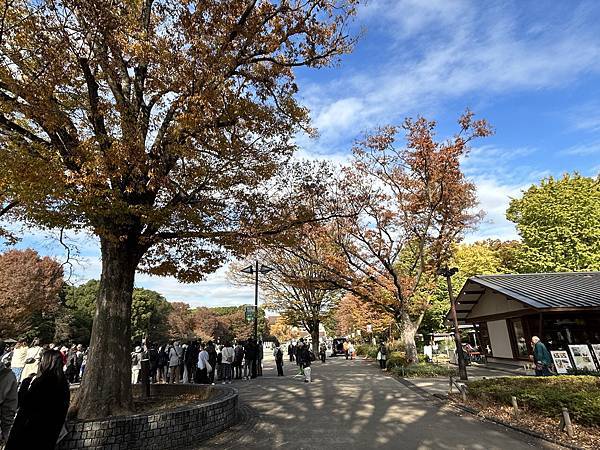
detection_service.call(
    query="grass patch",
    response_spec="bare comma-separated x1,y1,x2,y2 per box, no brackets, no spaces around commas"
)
467,376,600,426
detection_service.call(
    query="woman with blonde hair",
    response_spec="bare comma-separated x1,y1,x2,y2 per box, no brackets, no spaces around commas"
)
9,340,28,382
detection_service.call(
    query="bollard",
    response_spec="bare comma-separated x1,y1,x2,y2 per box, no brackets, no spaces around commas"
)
449,375,453,394
562,407,574,438
511,396,519,417
461,385,467,402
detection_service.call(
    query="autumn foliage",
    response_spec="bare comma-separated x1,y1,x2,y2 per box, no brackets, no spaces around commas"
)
0,249,63,338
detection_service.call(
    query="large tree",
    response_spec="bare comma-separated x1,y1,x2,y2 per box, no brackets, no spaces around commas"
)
0,0,356,418
0,249,63,339
297,112,492,363
507,173,600,272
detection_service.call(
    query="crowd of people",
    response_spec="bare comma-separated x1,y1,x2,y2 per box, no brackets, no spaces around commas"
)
131,338,268,386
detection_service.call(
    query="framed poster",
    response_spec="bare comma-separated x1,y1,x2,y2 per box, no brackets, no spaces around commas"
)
568,345,598,371
550,350,573,374
590,344,600,365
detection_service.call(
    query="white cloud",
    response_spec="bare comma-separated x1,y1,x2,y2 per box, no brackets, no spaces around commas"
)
299,0,600,151
560,142,600,156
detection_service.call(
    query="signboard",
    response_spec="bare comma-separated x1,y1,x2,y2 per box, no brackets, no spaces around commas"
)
568,345,598,371
245,305,255,322
550,350,573,374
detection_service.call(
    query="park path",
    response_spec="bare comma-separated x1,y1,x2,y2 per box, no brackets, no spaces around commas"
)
192,355,557,450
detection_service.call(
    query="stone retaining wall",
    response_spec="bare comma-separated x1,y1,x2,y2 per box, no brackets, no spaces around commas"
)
58,384,238,450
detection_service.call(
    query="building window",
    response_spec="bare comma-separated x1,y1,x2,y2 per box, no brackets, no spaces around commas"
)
508,318,529,358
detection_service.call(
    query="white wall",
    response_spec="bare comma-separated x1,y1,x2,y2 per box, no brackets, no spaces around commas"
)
487,319,513,358
468,292,526,319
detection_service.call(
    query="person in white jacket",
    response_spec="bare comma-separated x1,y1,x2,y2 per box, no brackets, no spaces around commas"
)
220,342,235,384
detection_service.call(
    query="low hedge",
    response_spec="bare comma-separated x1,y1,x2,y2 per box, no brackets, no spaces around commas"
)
467,376,600,426
355,344,378,359
390,363,457,378
386,351,408,369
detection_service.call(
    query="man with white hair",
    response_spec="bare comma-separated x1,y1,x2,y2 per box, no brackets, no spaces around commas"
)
530,336,552,376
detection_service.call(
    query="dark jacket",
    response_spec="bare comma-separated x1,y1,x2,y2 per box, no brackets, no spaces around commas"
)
0,364,18,442
297,345,312,367
5,374,70,450
533,341,552,365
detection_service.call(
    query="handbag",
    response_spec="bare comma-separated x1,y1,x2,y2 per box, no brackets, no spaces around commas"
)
25,348,41,365
205,361,213,373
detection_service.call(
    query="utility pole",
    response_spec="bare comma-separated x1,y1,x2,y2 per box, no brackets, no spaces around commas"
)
241,261,274,341
254,260,259,340
438,267,468,381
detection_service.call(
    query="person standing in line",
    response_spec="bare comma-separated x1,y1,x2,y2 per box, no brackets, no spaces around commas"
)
377,342,388,370
74,344,84,383
221,342,235,384
5,350,70,450
257,340,264,376
180,343,188,382
131,346,143,384
20,338,42,381
530,336,553,376
157,344,169,383
0,341,18,446
242,340,252,380
207,341,217,384
168,341,182,384
8,340,27,383
196,344,210,384
233,342,244,380
65,345,78,384
288,343,295,362
319,342,327,363
274,342,284,376
148,343,159,383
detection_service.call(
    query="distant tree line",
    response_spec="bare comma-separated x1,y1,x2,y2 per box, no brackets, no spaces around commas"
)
0,250,269,344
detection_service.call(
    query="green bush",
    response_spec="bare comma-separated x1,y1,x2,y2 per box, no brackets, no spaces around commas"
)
355,344,378,359
467,376,600,426
390,362,457,378
385,351,427,369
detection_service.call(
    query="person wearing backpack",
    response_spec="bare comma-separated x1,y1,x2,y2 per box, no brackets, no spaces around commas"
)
233,342,244,380
273,343,284,376
168,341,182,383
0,341,18,446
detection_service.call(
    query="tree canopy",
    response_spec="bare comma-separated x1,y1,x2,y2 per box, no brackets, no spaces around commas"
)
0,249,63,339
507,173,600,272
0,0,358,418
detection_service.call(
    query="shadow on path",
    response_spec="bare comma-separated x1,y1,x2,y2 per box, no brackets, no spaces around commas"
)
191,356,558,450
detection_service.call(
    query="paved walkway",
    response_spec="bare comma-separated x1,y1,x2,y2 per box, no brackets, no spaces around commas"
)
192,355,557,450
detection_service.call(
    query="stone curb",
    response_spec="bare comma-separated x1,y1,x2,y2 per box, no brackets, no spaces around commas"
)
58,384,239,449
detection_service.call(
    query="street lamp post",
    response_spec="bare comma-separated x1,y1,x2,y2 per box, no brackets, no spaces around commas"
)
241,261,274,340
438,267,468,381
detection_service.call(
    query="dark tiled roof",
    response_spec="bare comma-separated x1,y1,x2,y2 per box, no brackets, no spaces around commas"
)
470,272,600,309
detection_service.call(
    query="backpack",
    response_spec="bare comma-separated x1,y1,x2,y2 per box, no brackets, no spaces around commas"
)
309,351,316,362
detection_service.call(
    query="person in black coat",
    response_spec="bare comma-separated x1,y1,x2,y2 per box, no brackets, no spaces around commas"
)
6,349,70,450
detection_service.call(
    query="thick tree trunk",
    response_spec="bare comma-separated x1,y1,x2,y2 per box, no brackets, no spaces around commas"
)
400,312,420,365
74,235,140,419
310,325,320,356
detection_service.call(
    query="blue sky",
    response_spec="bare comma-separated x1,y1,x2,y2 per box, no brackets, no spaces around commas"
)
8,0,600,306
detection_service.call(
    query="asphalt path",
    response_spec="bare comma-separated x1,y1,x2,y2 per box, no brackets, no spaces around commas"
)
192,354,558,450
